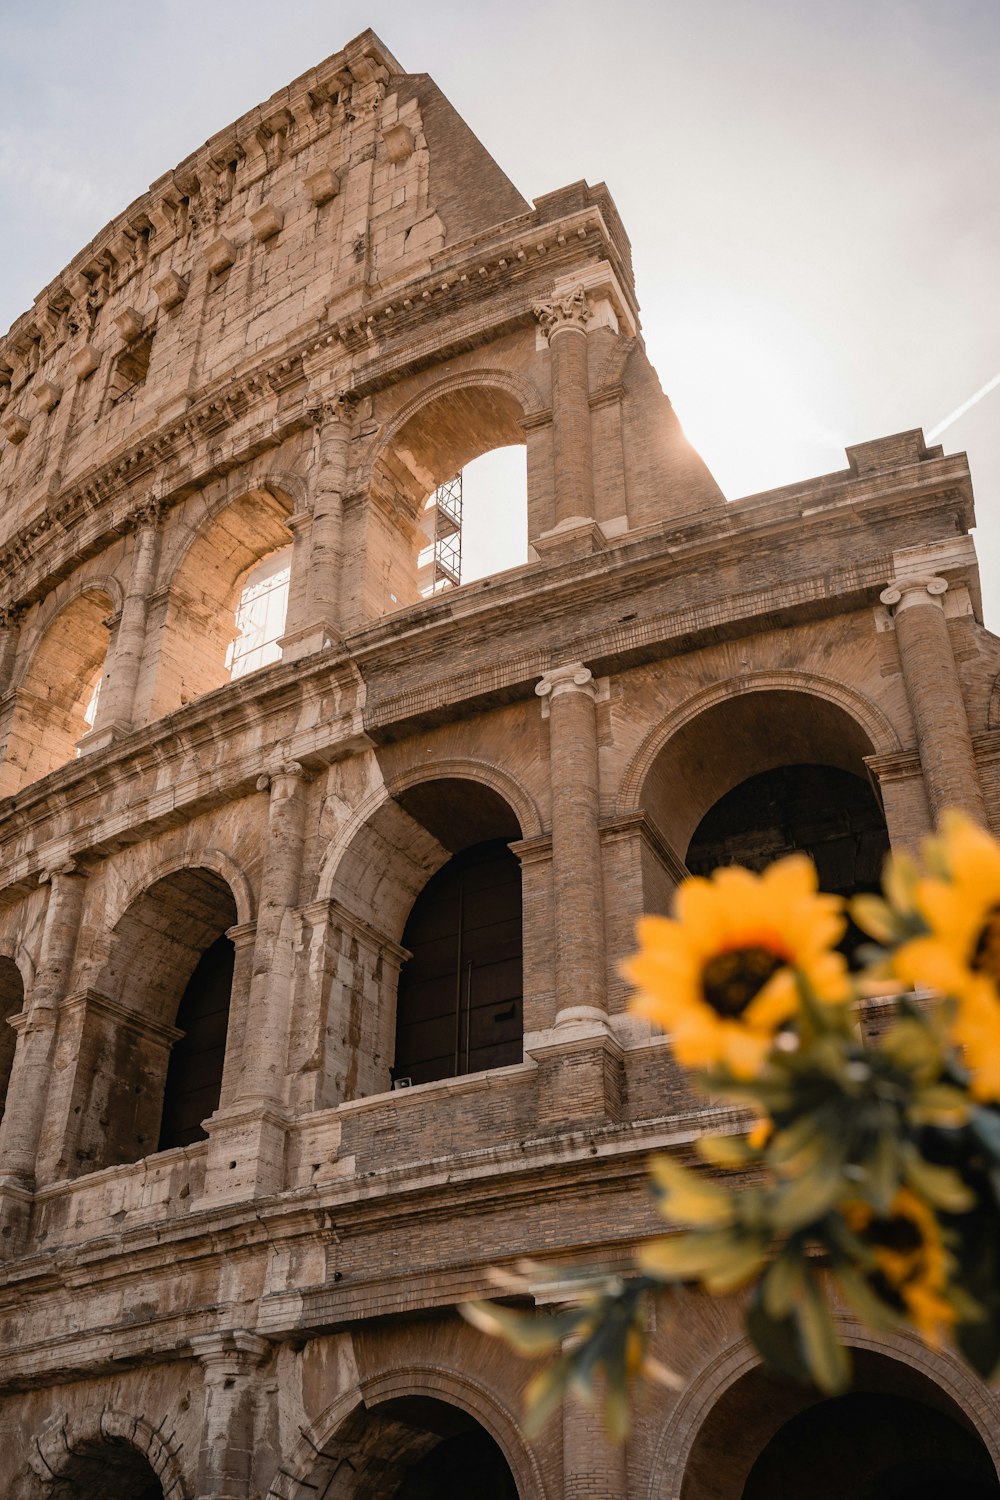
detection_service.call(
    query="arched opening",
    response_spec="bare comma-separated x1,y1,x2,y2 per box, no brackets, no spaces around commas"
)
151,489,292,716
323,776,525,1101
395,839,523,1086
74,866,239,1174
44,1436,164,1498
372,384,529,608
637,689,890,918
678,1350,1000,1500
1,588,113,792
0,957,24,1123
296,1395,519,1499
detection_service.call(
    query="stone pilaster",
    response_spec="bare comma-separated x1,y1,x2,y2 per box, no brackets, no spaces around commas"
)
533,287,603,551
0,865,86,1246
84,498,163,747
0,605,25,697
280,395,354,660
204,762,309,1201
191,1331,269,1500
880,574,985,822
535,664,607,1021
530,666,623,1124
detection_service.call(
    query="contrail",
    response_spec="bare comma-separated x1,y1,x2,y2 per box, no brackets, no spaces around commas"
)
927,371,1000,441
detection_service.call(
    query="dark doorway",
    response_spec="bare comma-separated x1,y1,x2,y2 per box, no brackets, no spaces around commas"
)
48,1436,164,1498
743,1390,1000,1499
158,933,235,1150
0,957,24,1123
394,839,522,1086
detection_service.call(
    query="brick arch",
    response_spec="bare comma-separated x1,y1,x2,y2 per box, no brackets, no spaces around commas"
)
617,670,902,821
318,764,531,930
266,1365,545,1500
648,1326,1000,1500
30,1407,189,1497
385,758,542,840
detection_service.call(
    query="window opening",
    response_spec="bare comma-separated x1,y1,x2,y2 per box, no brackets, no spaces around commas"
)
107,329,154,405
158,934,234,1151
226,545,291,679
418,471,463,594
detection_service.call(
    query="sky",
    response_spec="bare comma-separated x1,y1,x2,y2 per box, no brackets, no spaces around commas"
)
2,1,998,615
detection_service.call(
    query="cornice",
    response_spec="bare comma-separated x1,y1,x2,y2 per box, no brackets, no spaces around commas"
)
0,216,616,612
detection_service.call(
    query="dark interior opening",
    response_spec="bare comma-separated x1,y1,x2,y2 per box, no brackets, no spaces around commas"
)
0,957,24,1124
743,1390,1000,1499
158,933,235,1150
394,839,523,1086
48,1436,164,1499
686,763,890,960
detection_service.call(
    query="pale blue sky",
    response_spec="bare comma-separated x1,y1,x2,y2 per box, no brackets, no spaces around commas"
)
2,1,998,613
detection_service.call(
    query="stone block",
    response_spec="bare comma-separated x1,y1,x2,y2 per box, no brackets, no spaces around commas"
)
1,411,29,444
113,306,144,343
70,343,100,379
382,123,414,162
249,202,283,241
153,268,188,309
303,167,339,206
205,235,237,273
34,379,62,413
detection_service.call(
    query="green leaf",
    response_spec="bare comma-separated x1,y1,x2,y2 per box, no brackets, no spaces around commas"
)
762,1249,806,1319
638,1229,754,1282
831,1265,905,1335
902,1149,974,1213
770,1158,845,1232
796,1274,851,1394
746,1286,813,1387
971,1107,1000,1165
648,1155,734,1227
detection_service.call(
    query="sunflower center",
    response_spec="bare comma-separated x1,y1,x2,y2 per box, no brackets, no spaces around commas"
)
972,907,1000,983
701,946,783,1019
868,1214,923,1256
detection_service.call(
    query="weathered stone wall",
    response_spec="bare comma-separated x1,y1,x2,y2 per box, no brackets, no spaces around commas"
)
0,25,999,1500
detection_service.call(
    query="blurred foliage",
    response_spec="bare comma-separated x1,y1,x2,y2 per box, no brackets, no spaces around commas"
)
461,812,1000,1433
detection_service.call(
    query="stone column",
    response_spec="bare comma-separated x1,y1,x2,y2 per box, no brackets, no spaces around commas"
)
880,574,985,822
534,287,595,528
235,762,309,1106
0,605,25,697
0,866,86,1201
280,395,354,660
192,1331,269,1500
204,763,308,1201
88,498,162,739
535,664,607,1019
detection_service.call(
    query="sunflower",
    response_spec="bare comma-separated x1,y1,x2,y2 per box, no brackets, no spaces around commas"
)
892,812,1000,1100
623,855,848,1078
843,1187,955,1345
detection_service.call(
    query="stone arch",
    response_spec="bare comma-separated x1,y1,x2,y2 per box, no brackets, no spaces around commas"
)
385,758,543,841
14,571,126,677
30,1407,189,1497
262,467,310,515
649,1327,1000,1500
360,365,545,500
150,482,294,714
617,670,902,821
2,582,120,793
62,862,242,1175
266,1365,544,1500
594,333,637,394
0,951,25,1122
101,846,255,936
317,770,527,1099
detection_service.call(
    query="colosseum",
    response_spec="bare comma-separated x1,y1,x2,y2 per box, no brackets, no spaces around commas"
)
0,25,998,1500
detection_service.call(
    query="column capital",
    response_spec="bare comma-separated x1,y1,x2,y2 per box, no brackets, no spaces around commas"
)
880,575,948,612
38,862,84,887
127,495,165,533
191,1329,270,1372
307,390,357,427
533,284,591,342
535,662,596,703
256,759,309,794
0,603,28,630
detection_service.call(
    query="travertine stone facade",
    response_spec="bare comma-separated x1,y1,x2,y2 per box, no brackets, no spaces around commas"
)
0,28,999,1499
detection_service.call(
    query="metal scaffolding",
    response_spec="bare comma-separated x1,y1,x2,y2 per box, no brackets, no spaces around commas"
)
418,471,463,593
